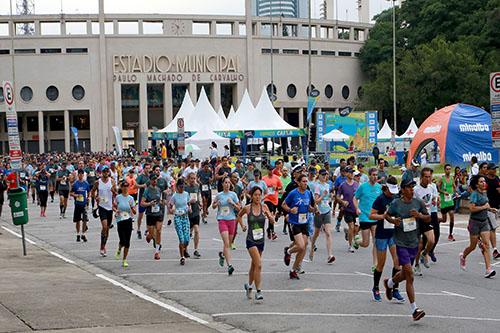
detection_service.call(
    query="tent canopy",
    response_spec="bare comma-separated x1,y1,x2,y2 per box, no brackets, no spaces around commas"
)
185,87,229,132
322,129,350,142
377,119,393,140
227,89,256,130
157,93,194,133
217,105,227,124
399,118,418,139
227,106,236,121
185,124,229,159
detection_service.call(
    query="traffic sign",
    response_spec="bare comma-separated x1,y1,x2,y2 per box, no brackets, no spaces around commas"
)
177,117,185,156
491,72,500,104
3,81,14,107
177,118,184,129
2,81,22,170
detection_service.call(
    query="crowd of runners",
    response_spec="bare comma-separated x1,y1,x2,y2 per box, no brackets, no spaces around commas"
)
0,151,499,321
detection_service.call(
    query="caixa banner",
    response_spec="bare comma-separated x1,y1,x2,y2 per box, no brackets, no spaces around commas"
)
408,103,498,167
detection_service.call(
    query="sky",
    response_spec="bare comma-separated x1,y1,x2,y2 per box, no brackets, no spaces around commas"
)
0,0,395,22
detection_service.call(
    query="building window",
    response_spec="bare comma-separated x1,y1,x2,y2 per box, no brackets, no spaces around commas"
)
0,23,9,36
41,48,62,54
354,29,365,41
66,22,87,35
325,85,333,99
0,87,3,103
15,22,35,35
104,22,114,35
0,49,9,54
321,50,335,56
143,21,163,34
171,84,188,117
46,86,59,101
282,24,298,37
122,84,139,109
266,83,277,97
66,48,88,53
338,27,350,40
49,115,64,131
27,116,38,132
287,84,297,98
41,22,61,35
197,83,212,102
72,85,85,100
302,50,317,55
91,22,100,34
15,49,35,54
73,114,90,130
338,51,352,57
193,22,210,35
216,23,233,35
283,49,299,54
239,23,246,36
118,21,139,34
342,85,350,100
20,86,33,102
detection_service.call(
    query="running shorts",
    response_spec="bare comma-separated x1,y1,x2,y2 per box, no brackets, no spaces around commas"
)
396,246,418,266
146,214,163,226
375,237,395,251
440,206,454,215
418,219,434,234
314,212,331,228
246,240,264,253
73,205,88,223
468,218,491,236
189,215,200,228
98,206,113,224
218,219,237,236
288,223,309,238
58,190,70,198
344,212,357,224
359,221,376,230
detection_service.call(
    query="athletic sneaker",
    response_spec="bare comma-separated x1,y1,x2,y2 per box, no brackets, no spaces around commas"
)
412,308,425,321
309,251,314,262
271,232,278,240
154,252,160,260
228,265,234,276
137,230,142,239
429,252,437,262
81,235,87,242
193,250,201,258
448,234,455,241
180,257,185,266
459,253,467,271
283,247,291,266
353,235,361,249
202,218,207,224
230,243,237,250
420,253,430,268
392,290,405,303
115,250,121,260
372,287,382,302
383,278,393,301
184,251,190,258
282,230,288,235
244,283,252,299
296,266,305,274
76,235,81,242
255,291,263,301
167,219,172,226
348,246,355,253
100,249,106,257
289,270,300,280
335,224,340,232
485,268,496,278
122,259,129,268
493,249,500,260
327,256,336,264
218,251,225,267
414,265,423,276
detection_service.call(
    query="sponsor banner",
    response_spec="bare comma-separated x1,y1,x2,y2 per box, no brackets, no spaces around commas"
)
322,111,376,152
111,126,123,155
365,111,378,147
3,81,22,170
316,112,326,151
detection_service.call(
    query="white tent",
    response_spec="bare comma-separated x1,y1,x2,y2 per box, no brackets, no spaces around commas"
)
227,106,236,121
185,125,229,159
227,89,256,130
399,118,418,139
252,87,297,130
217,105,227,124
322,129,350,142
185,87,229,132
157,92,194,133
377,120,394,141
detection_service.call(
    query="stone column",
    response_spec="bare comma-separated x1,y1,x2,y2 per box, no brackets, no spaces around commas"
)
189,82,197,102
139,82,149,151
298,107,304,129
279,107,284,118
213,82,221,110
113,83,122,131
38,111,44,153
163,82,173,126
64,110,70,152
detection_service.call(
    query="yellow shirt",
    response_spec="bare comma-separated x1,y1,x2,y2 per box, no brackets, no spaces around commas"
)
161,146,167,159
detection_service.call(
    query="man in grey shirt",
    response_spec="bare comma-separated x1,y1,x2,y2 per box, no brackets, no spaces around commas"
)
383,179,430,322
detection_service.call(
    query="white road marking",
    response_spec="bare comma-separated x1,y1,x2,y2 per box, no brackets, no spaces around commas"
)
159,288,474,299
212,238,223,243
96,273,208,325
478,261,500,267
211,312,500,322
91,258,284,263
436,239,468,247
121,272,366,277
49,251,76,264
354,271,372,277
1,226,36,244
441,291,475,300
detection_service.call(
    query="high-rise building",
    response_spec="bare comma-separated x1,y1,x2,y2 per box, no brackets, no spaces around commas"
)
252,0,309,18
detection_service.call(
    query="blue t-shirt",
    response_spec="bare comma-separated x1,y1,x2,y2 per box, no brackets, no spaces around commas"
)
284,188,313,225
333,175,346,189
72,180,90,206
314,182,331,215
216,191,239,220
170,191,190,215
355,182,382,222
115,194,134,222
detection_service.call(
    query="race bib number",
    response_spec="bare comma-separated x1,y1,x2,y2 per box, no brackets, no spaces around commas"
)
76,194,84,202
152,204,160,213
298,213,307,223
445,194,452,202
60,181,66,185
190,193,198,201
121,212,130,219
40,185,46,191
252,228,264,240
101,197,108,203
89,171,95,177
403,217,417,232
20,172,26,178
268,187,275,195
384,219,395,230
175,208,186,216
202,184,209,191
221,206,231,217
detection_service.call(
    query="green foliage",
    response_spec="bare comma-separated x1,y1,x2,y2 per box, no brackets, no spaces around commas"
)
359,0,500,132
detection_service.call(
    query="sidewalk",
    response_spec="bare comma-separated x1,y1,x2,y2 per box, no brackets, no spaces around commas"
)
0,229,215,333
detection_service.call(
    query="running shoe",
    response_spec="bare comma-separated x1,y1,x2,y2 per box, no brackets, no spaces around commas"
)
255,291,263,301
289,270,300,280
76,235,81,242
413,265,423,276
420,253,430,268
284,247,291,266
335,224,340,232
371,266,376,273
228,265,234,276
81,235,87,242
244,283,252,299
115,250,121,260
412,308,425,321
100,249,106,257
448,234,455,241
282,229,288,235
493,249,500,260
122,259,128,268
184,251,190,258
372,287,381,302
154,252,160,260
137,230,142,239
353,235,361,250
230,243,237,250
459,253,467,271
327,256,336,264
485,268,496,278
193,250,201,258
313,245,318,252
392,290,406,303
202,218,207,224
218,251,225,267
271,232,278,240
180,257,185,266
296,266,305,274
167,219,172,226
383,278,393,301
429,252,437,262
309,251,314,262
348,246,355,253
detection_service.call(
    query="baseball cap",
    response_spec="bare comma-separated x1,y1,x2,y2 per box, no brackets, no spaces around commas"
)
386,176,399,194
345,166,354,173
411,159,420,167
401,179,416,188
319,169,328,176
292,164,303,174
353,170,360,176
101,165,109,171
487,163,498,170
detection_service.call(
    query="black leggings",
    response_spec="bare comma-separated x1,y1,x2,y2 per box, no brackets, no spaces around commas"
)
39,191,49,207
117,218,133,248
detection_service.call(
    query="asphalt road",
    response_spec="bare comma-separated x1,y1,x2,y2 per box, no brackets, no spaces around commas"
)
5,197,500,332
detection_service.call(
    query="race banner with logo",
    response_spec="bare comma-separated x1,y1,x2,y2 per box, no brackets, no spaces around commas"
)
70,126,79,151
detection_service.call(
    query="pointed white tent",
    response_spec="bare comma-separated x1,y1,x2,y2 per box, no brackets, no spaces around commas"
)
185,87,228,132
399,118,418,139
227,89,256,130
377,120,394,141
185,125,229,159
227,106,236,121
252,87,297,130
157,92,195,133
217,105,227,124
322,129,350,142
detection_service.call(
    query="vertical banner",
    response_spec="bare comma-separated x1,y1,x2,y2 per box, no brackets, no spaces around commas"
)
365,111,378,149
70,126,79,151
306,95,319,123
177,118,185,157
316,112,325,152
112,126,123,155
2,81,22,170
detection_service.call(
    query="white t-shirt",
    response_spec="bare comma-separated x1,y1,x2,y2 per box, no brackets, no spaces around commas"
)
471,163,479,176
182,166,198,179
334,166,341,177
414,183,438,213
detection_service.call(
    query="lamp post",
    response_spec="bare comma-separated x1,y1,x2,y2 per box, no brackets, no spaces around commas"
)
389,0,397,135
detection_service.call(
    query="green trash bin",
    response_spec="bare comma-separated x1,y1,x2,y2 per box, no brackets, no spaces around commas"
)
8,188,29,226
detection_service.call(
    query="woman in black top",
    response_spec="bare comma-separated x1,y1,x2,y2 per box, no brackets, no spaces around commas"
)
0,174,7,217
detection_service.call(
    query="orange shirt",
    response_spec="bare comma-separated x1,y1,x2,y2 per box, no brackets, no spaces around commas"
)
262,175,282,206
126,175,138,195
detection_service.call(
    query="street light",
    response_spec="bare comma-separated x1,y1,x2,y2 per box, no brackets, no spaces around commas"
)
388,0,397,137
